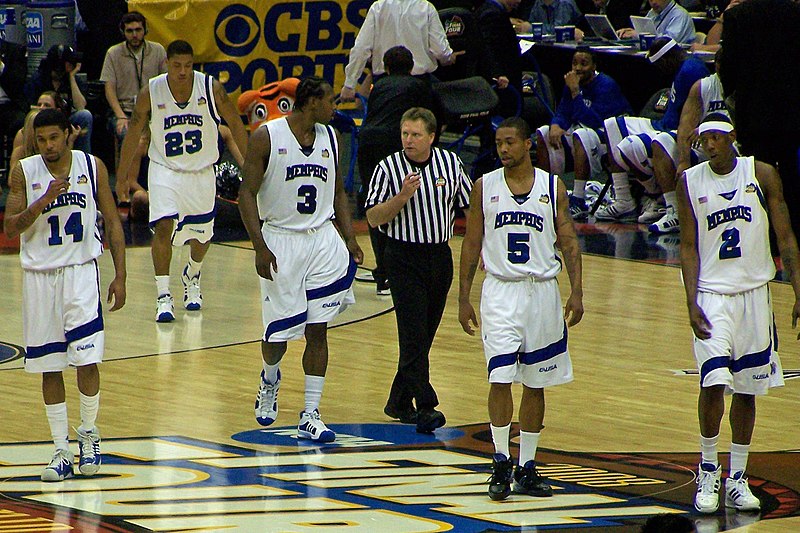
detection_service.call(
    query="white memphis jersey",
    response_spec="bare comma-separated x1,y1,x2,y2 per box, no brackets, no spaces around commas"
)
257,117,338,230
481,167,562,280
686,156,774,294
19,151,103,271
699,73,729,119
148,71,220,171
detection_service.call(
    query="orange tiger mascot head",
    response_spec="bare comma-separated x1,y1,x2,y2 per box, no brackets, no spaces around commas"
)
237,78,300,131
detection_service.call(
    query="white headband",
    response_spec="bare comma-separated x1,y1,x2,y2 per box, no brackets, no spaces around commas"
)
648,39,678,63
698,121,734,134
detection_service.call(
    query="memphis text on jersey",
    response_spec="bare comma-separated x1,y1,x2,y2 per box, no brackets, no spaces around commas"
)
163,114,204,130
706,205,752,231
41,191,87,214
495,211,545,232
285,163,328,182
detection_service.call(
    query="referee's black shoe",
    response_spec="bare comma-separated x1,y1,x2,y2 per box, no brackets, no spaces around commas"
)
415,408,446,434
513,461,552,497
384,404,418,424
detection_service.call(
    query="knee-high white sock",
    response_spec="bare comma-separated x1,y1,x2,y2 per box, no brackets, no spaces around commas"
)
78,392,99,433
700,434,719,467
45,403,69,451
491,423,511,459
262,361,280,384
572,180,587,199
611,172,632,203
663,191,678,209
155,275,170,297
304,375,325,413
519,431,541,466
730,442,750,476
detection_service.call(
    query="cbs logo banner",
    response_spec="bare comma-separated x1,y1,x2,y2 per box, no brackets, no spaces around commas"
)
131,0,372,98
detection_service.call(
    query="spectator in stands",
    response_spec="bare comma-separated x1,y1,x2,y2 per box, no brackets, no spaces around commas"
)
12,92,73,154
720,0,800,240
578,0,644,33
690,0,745,52
0,39,28,173
100,12,166,149
616,0,696,44
24,45,94,154
535,48,632,219
511,0,583,35
340,0,460,101
593,37,708,222
358,46,443,296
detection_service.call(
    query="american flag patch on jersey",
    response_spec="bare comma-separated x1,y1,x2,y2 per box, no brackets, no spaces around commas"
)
278,148,287,154
157,103,166,109
699,196,708,203
490,195,499,203
32,183,41,191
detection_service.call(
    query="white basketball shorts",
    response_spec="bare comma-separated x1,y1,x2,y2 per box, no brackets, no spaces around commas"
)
259,221,356,342
481,275,573,387
148,162,216,246
694,284,783,395
604,116,660,175
536,125,605,178
23,260,104,373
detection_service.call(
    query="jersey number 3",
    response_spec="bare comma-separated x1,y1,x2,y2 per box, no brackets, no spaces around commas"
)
165,130,202,157
47,212,84,246
297,184,317,214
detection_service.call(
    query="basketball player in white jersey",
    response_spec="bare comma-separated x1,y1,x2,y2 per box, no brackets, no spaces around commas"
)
677,115,800,514
238,77,363,442
4,109,127,481
650,49,730,234
458,117,584,501
117,40,248,322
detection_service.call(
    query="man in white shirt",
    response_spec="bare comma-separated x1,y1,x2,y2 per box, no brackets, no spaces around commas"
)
340,0,460,100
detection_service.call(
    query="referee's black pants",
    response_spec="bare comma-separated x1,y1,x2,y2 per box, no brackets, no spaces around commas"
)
384,238,453,412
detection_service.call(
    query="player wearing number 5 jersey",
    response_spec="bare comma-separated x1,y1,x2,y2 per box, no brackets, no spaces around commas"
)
238,77,363,443
117,40,248,322
677,115,800,514
4,109,127,482
459,117,583,501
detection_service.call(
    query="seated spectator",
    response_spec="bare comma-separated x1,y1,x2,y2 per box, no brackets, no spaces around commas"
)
593,37,708,222
511,0,583,35
12,91,70,150
10,96,79,173
535,48,632,218
617,0,696,44
690,0,744,52
24,45,93,153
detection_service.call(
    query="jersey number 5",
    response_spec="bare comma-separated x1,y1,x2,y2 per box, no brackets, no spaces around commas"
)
507,233,530,264
47,212,84,246
719,228,742,259
165,130,203,157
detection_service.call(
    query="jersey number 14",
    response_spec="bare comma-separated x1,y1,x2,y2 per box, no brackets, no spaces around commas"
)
47,212,83,246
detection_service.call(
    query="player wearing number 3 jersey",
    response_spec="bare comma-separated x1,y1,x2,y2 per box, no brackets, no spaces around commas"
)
117,40,248,322
238,76,363,443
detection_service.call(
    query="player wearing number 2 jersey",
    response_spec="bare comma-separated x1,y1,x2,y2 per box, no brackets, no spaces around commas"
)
238,76,363,443
458,117,583,501
4,109,127,482
117,40,247,322
677,115,800,514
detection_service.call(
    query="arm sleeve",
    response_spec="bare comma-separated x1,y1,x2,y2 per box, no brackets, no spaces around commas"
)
456,156,473,208
99,50,115,84
365,161,392,209
344,7,377,89
661,9,696,44
427,7,454,63
552,86,574,130
654,62,708,131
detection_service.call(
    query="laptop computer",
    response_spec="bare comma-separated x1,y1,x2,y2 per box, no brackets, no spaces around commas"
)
630,15,657,36
585,14,620,42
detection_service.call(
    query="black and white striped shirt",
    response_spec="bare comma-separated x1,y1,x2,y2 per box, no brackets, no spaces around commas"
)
366,147,472,243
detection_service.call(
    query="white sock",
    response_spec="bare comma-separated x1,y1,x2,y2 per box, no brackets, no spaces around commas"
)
700,434,719,467
641,177,659,195
663,190,678,209
262,361,280,384
78,392,99,433
155,275,170,297
45,403,69,451
185,257,202,279
730,442,750,476
304,375,325,413
572,180,587,199
519,431,541,466
490,423,511,459
611,172,632,204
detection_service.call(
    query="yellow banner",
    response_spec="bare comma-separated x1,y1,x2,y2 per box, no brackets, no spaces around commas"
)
129,0,372,99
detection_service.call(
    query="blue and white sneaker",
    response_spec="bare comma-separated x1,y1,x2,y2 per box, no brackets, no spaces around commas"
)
41,448,75,482
75,427,101,476
298,409,335,442
255,369,280,426
181,266,202,311
156,294,175,322
568,194,589,220
594,200,638,222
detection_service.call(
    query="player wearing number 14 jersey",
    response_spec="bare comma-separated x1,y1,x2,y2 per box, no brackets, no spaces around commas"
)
677,115,800,514
117,40,247,322
238,77,363,442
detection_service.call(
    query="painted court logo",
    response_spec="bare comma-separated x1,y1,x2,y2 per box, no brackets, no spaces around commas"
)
0,424,797,531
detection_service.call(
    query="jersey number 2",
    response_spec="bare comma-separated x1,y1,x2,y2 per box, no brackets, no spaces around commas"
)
47,212,84,246
719,228,742,259
297,184,317,214
165,130,202,157
507,233,530,264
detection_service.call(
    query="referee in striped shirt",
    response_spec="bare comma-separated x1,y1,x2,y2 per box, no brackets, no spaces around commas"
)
366,107,472,434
